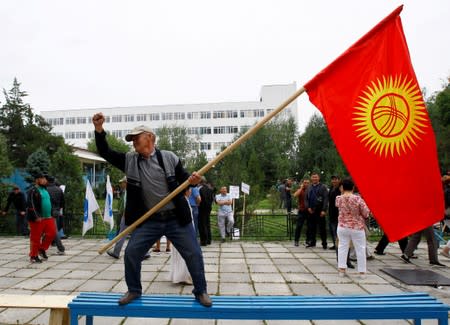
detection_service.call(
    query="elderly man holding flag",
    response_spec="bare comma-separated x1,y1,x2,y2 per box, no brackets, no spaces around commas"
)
92,113,211,307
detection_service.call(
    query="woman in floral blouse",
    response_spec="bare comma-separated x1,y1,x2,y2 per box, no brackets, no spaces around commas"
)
336,178,370,278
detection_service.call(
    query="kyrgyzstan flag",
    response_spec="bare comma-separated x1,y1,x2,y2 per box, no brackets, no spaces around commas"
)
304,5,444,242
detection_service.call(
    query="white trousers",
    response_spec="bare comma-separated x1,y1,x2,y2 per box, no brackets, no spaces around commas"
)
337,226,366,273
217,211,234,239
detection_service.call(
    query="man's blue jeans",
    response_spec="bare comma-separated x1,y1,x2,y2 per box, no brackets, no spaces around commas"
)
124,218,207,295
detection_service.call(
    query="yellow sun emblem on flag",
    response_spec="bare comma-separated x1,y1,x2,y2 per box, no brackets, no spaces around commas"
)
353,75,428,157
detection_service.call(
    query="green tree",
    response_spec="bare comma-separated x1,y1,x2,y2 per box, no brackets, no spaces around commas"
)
427,80,450,172
49,146,84,215
156,125,196,162
188,150,209,174
0,78,65,167
87,133,130,185
0,133,13,178
25,149,50,181
213,118,298,202
296,114,346,181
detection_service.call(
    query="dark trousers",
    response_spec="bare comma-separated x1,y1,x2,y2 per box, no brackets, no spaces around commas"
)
306,211,327,247
404,226,439,263
15,212,29,236
198,206,212,245
329,219,338,247
124,218,207,296
375,234,408,254
294,210,307,242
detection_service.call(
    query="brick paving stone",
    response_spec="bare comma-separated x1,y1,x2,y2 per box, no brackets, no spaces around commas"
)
253,282,292,295
277,264,308,273
220,264,249,273
77,279,118,291
12,278,55,290
248,264,278,273
219,282,254,295
219,272,248,282
325,283,368,295
251,273,286,283
289,283,330,295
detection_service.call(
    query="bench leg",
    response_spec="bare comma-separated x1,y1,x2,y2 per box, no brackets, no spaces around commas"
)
70,313,78,325
49,308,69,325
413,319,421,325
86,315,93,325
438,315,449,325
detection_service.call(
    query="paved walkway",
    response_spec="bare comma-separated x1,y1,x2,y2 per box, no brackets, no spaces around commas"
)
0,236,449,324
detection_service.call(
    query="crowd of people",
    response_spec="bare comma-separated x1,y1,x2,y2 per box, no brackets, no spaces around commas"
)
286,172,450,277
1,173,67,263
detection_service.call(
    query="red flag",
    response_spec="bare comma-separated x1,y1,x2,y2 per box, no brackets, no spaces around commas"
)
304,5,444,241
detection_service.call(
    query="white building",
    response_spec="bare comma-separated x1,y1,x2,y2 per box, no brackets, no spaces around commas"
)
41,83,298,160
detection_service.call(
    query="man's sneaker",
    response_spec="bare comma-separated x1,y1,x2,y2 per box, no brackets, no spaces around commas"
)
39,250,48,261
56,250,65,255
401,254,411,263
30,256,42,263
430,261,446,267
106,250,119,259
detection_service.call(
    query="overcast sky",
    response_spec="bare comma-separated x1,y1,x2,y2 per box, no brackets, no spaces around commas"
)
0,0,449,131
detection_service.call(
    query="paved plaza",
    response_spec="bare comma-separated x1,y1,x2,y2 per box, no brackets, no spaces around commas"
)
0,236,449,324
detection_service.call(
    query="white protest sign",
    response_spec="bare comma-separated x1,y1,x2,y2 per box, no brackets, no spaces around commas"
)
229,185,240,199
241,182,250,195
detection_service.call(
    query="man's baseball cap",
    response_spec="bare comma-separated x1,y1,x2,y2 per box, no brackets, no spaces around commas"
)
125,125,154,142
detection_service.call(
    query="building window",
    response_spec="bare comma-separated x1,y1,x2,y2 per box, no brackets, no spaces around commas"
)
111,130,123,138
149,113,160,121
76,117,87,124
227,110,238,118
104,116,111,123
187,112,200,119
200,142,211,150
112,115,122,123
174,112,185,120
65,117,76,125
213,111,226,119
65,131,86,139
162,112,173,120
200,111,211,119
199,127,211,135
124,114,134,122
240,109,264,118
213,126,239,134
46,117,64,126
187,127,199,135
136,114,147,122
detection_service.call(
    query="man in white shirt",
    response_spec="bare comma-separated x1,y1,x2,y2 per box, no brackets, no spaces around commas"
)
215,186,234,243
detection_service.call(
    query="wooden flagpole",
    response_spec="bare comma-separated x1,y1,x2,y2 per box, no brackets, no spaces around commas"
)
98,86,306,254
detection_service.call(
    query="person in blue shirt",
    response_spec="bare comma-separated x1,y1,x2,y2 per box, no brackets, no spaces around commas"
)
188,185,201,234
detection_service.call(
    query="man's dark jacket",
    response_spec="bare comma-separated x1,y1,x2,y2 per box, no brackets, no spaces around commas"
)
95,130,191,226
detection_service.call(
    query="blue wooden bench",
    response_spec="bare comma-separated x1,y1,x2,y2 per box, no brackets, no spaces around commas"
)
69,292,449,325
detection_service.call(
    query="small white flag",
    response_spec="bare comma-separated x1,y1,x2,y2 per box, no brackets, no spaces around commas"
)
83,179,100,236
103,175,114,230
